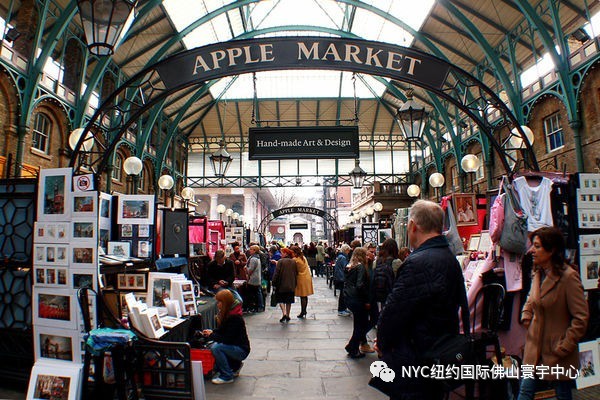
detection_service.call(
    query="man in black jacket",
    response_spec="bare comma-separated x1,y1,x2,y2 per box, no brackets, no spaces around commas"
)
205,250,235,291
374,200,467,400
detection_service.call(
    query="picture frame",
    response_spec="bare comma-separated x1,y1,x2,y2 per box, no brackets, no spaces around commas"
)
139,307,165,339
378,228,392,246
70,219,97,242
467,234,481,252
138,240,151,258
147,272,176,308
26,359,82,400
37,168,72,222
33,326,81,363
138,225,150,237
577,189,600,209
580,255,600,290
108,241,131,257
72,192,97,217
453,194,478,226
580,234,600,255
71,268,97,291
34,266,69,288
117,194,155,225
33,287,77,330
71,245,96,268
579,209,600,229
121,224,133,238
34,222,69,244
478,230,492,253
99,192,112,222
117,273,147,290
580,173,600,191
576,340,600,389
99,228,110,253
34,244,68,266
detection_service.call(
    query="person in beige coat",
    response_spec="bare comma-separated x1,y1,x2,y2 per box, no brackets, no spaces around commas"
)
291,245,314,318
518,227,589,400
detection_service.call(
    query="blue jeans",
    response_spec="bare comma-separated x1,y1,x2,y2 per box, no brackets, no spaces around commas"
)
209,342,249,380
517,378,573,400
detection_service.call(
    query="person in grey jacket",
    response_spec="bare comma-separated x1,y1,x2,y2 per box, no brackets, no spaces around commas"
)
272,247,298,322
246,245,263,312
334,244,351,316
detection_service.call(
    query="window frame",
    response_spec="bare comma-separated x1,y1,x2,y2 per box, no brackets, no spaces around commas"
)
112,155,123,182
32,113,52,153
543,112,564,152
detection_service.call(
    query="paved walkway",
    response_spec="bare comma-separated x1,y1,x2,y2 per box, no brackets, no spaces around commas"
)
4,276,600,399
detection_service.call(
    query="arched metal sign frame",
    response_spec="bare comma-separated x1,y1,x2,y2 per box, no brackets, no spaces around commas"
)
69,36,538,175
257,207,339,236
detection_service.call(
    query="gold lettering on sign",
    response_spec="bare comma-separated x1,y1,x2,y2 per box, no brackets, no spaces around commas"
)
259,44,275,62
365,47,383,67
344,44,362,63
322,43,342,61
226,48,243,66
192,55,211,75
298,42,320,60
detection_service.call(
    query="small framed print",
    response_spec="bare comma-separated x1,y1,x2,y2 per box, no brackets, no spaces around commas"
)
34,266,69,288
138,225,150,237
117,273,146,290
71,220,97,242
580,173,600,191
138,240,151,258
577,189,600,209
26,359,83,400
454,193,478,226
71,268,97,291
99,192,112,221
34,245,68,266
71,245,96,268
468,234,481,252
72,192,97,217
378,228,392,246
33,326,81,363
108,241,131,257
34,222,69,243
576,340,600,389
478,230,492,253
117,194,155,225
121,224,133,238
37,168,72,222
99,228,110,252
147,272,175,308
579,210,600,229
33,287,77,330
580,234,600,255
580,255,600,290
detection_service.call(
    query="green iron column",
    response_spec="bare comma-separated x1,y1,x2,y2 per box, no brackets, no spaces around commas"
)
569,120,585,172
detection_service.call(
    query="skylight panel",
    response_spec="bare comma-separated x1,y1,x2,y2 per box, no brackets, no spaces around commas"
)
249,0,341,31
254,30,338,38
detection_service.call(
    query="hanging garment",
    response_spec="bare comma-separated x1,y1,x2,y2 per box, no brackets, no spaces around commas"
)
513,176,554,231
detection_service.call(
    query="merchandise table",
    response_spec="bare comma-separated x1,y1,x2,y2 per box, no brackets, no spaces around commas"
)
159,297,218,342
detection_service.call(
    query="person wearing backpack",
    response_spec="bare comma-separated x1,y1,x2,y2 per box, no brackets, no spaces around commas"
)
372,238,398,309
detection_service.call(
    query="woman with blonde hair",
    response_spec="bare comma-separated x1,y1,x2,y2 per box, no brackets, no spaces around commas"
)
291,245,314,318
202,289,250,384
343,247,370,358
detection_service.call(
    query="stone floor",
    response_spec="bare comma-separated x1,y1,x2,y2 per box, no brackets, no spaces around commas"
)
3,276,600,399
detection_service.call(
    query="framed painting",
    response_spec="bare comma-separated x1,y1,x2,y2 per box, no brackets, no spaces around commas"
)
117,194,155,225
580,255,600,290
453,194,478,226
467,234,481,252
37,168,72,222
478,230,492,253
34,222,69,244
576,340,600,389
147,272,176,308
70,219,97,242
34,266,69,288
71,245,96,268
33,326,81,363
580,234,600,255
72,192,97,217
26,359,82,400
99,192,112,222
71,268,97,291
34,245,68,266
108,241,131,257
33,287,77,330
378,228,392,246
117,273,146,290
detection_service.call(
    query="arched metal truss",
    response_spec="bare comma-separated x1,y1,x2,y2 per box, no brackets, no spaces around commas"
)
257,207,339,236
69,37,538,177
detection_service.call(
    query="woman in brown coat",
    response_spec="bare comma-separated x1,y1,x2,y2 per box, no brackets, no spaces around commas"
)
518,227,589,400
271,247,298,323
291,245,314,318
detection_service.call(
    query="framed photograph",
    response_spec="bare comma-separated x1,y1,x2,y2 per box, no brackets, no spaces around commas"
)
34,222,69,244
72,192,97,217
138,225,150,237
147,272,175,308
576,340,600,389
121,224,133,238
139,307,165,339
108,241,131,257
453,194,478,226
467,234,481,252
117,194,155,225
71,220,97,242
99,192,112,221
378,228,392,246
37,168,72,222
71,268,97,291
117,273,146,290
33,287,77,330
26,359,82,400
580,255,600,290
71,245,96,268
580,173,600,191
577,189,600,209
579,209,600,229
138,240,151,258
99,228,110,253
33,326,81,363
34,245,68,266
34,266,69,288
580,234,600,255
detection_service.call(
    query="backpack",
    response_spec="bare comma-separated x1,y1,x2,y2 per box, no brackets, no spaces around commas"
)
373,259,394,303
259,252,270,280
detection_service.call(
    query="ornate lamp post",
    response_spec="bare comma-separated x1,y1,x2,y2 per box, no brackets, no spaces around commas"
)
407,184,421,198
216,204,226,221
349,159,367,189
429,172,445,201
123,156,142,194
157,174,174,205
210,140,233,177
76,0,138,56
460,154,480,193
181,187,195,208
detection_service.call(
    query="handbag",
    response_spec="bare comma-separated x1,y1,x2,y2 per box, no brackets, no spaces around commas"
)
499,177,528,255
444,202,465,255
270,289,278,307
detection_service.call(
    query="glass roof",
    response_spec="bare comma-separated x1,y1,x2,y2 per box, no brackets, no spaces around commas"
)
163,0,435,99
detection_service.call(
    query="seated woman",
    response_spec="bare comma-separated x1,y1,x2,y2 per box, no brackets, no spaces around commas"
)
202,289,250,384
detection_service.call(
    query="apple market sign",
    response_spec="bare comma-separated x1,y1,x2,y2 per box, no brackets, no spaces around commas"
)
155,37,450,90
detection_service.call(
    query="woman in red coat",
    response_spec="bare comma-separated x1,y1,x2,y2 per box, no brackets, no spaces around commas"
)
518,227,589,400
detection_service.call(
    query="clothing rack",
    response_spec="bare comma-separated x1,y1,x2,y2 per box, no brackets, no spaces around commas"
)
511,170,570,185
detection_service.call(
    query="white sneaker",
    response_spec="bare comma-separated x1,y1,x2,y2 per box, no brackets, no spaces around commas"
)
211,376,234,384
338,310,351,316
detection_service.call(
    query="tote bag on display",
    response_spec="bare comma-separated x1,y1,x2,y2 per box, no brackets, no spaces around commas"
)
499,178,528,255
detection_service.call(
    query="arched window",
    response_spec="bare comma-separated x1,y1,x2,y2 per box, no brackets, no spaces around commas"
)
113,155,123,181
32,113,51,153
